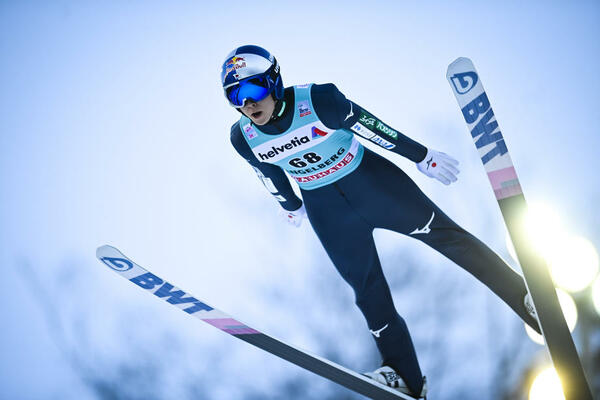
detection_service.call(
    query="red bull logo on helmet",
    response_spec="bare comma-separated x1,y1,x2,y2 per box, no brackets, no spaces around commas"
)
225,56,247,78
226,56,245,66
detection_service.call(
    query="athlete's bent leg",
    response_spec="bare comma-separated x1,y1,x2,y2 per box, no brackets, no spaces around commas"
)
351,150,541,333
416,213,541,333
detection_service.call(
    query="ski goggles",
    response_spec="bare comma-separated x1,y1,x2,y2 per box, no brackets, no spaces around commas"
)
224,75,273,108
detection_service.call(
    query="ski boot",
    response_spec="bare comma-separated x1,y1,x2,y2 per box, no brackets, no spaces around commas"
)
363,365,427,399
524,293,538,320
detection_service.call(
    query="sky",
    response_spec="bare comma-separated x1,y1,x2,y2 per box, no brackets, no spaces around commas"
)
1,1,599,399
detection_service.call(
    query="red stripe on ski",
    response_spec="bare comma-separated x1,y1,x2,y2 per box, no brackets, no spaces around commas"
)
487,167,522,199
204,318,260,335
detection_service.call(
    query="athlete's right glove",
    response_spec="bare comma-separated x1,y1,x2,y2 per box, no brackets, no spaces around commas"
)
416,148,460,185
279,204,306,228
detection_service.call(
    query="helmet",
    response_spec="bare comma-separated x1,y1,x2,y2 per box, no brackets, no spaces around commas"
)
221,45,283,108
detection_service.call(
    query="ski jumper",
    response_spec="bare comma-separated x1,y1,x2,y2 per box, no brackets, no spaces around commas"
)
230,83,540,395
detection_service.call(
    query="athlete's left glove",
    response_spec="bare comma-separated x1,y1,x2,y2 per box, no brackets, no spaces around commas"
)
279,204,306,228
416,148,460,185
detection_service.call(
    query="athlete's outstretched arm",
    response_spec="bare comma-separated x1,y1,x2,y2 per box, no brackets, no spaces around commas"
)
230,122,303,211
311,83,459,185
310,83,427,162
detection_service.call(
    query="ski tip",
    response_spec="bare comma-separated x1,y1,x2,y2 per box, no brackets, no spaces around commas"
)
446,57,475,76
449,56,472,63
96,244,121,260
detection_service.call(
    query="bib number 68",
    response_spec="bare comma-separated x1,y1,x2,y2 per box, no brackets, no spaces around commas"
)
289,152,322,168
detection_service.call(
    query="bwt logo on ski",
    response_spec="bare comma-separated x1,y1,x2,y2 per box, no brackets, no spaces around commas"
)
130,272,214,315
100,257,133,272
450,71,478,94
461,92,508,164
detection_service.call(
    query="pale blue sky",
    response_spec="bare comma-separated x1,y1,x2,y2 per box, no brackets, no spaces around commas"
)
1,1,598,399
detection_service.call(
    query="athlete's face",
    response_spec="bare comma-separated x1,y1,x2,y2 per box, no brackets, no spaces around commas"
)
240,94,276,126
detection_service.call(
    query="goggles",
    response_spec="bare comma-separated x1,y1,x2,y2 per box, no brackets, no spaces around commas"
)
224,75,274,108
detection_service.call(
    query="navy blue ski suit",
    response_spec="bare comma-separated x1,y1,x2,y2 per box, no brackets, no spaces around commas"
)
230,83,540,395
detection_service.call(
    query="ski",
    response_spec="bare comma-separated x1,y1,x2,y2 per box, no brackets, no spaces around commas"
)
96,245,415,400
446,58,592,400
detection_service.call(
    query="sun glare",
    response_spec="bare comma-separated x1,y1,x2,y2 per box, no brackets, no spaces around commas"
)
548,236,599,293
514,203,599,293
529,366,565,400
523,203,565,257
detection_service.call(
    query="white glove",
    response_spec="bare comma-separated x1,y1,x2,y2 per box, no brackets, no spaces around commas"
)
279,204,306,228
416,148,460,185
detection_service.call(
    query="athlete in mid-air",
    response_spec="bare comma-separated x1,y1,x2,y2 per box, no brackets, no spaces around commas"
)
221,45,540,399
